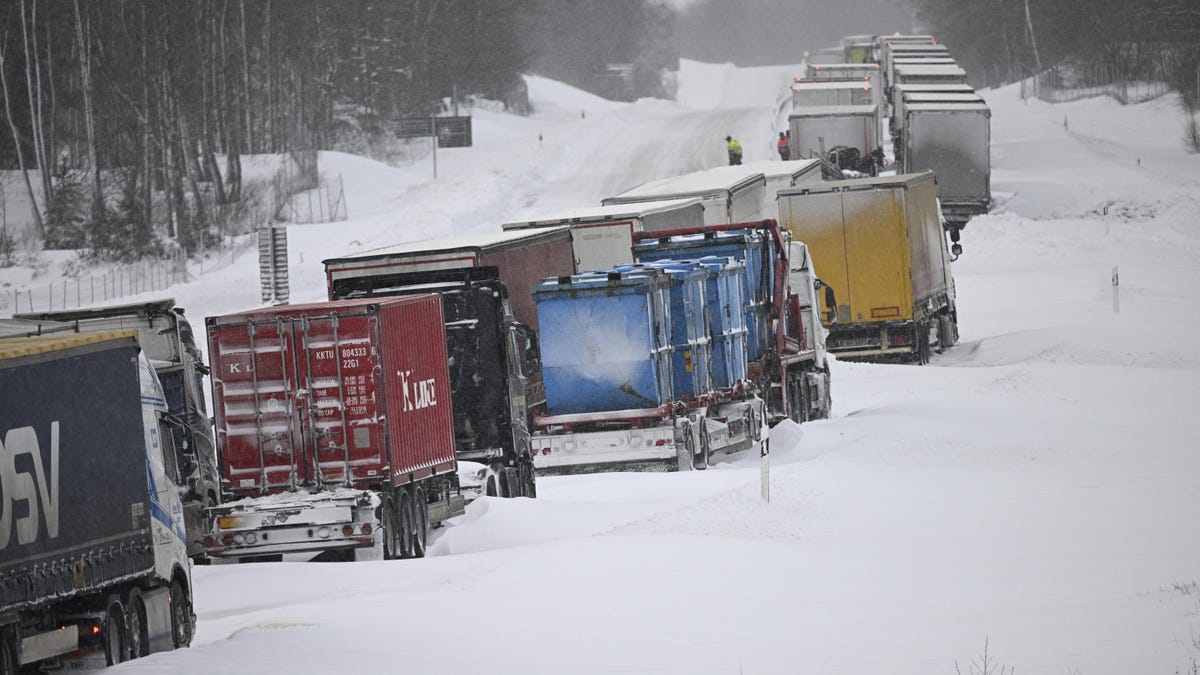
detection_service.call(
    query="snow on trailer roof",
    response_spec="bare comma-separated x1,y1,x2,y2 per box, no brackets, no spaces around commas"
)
322,226,571,264
779,170,937,196
902,92,984,103
788,104,878,118
605,166,767,201
792,80,874,90
501,198,704,230
888,44,949,53
894,63,967,77
735,159,823,181
906,102,991,113
806,63,879,72
894,83,976,93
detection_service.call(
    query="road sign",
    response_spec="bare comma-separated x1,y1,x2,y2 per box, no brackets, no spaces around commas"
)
389,116,473,147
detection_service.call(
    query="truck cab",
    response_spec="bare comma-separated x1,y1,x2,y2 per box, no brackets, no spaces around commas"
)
329,266,539,498
13,300,219,559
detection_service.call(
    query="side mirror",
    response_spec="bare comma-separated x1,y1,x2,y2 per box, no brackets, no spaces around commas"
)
822,285,838,324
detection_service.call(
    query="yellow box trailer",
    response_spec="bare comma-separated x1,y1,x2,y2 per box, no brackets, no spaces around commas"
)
777,171,958,363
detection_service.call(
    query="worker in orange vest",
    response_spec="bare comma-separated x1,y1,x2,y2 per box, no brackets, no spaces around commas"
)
777,131,790,160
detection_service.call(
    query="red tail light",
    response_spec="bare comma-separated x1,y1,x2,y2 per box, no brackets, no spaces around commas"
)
361,523,373,535
342,525,354,537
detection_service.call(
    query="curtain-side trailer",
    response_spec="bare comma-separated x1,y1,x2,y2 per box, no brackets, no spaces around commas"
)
1,332,194,669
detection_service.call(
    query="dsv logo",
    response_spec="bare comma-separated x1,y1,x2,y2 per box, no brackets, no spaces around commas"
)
0,423,61,551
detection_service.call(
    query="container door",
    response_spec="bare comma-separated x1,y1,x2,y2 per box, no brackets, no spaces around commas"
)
291,312,386,486
209,320,303,493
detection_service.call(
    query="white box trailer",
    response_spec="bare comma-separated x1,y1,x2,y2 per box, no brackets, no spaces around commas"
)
893,91,984,142
792,79,878,109
808,46,846,65
602,167,768,227
893,63,968,89
902,101,992,237
889,82,976,131
736,159,824,214
882,42,950,87
789,105,879,160
501,198,706,272
805,63,881,93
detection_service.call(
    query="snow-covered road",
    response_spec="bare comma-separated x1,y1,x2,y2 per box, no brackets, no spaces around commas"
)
69,58,1200,674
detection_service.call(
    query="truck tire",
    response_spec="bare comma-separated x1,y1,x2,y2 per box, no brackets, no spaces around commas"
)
125,588,149,659
169,579,193,648
1,631,18,675
519,461,537,498
381,498,401,561
104,601,127,666
412,486,428,559
397,491,416,560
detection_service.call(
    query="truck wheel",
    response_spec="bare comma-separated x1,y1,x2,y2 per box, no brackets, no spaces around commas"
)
104,601,127,665
1,631,18,675
398,491,416,560
412,486,429,559
381,498,400,561
125,588,149,658
169,579,193,648
519,462,537,498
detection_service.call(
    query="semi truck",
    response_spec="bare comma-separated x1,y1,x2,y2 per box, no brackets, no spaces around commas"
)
529,218,836,474
900,101,992,242
501,198,706,272
602,167,769,227
204,295,469,563
633,220,834,423
324,260,542,500
777,172,959,364
13,299,219,560
0,332,195,669
530,264,767,474
321,228,576,334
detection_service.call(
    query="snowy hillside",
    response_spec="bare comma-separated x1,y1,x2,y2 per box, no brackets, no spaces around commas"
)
6,57,1200,674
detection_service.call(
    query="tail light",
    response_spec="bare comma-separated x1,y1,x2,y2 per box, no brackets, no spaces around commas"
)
342,525,354,537
361,523,373,535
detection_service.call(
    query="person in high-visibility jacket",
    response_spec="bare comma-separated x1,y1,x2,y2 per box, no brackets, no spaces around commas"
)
725,136,743,165
777,131,791,160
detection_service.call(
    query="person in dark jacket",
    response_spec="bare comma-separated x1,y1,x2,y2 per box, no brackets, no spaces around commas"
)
726,136,743,165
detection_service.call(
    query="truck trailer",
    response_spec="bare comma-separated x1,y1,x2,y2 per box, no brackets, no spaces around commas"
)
501,198,706,272
13,299,219,560
778,172,959,363
324,262,542,501
602,167,769,227
0,332,195,669
633,220,835,423
735,159,825,215
789,105,881,164
528,218,836,474
204,295,468,563
322,227,575,334
530,264,767,474
901,101,992,241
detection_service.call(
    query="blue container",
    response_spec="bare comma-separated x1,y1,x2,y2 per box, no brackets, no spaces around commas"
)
634,229,774,361
636,260,712,399
533,268,673,415
696,256,748,388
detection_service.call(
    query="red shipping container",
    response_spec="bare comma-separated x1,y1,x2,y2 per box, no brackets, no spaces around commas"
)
206,295,455,498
